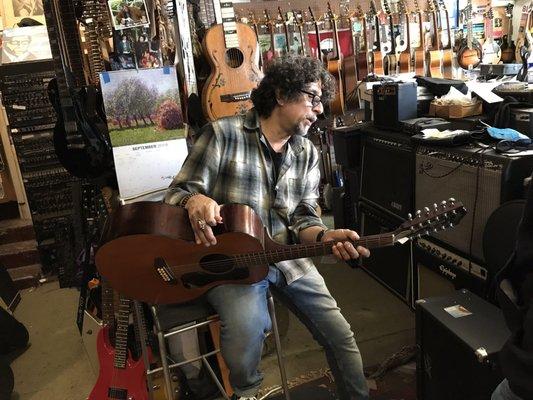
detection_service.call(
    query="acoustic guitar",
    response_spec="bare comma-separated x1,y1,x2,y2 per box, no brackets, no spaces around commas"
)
201,1,263,121
326,2,345,116
412,0,425,75
383,0,398,75
457,0,482,70
355,4,370,78
369,0,384,75
427,0,443,78
95,201,466,305
514,4,531,64
437,0,453,78
500,3,516,63
397,0,412,73
342,4,359,109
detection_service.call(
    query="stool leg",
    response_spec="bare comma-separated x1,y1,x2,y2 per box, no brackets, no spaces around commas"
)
267,293,291,400
208,318,233,397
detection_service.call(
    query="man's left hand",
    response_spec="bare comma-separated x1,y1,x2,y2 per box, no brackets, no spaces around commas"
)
321,229,371,261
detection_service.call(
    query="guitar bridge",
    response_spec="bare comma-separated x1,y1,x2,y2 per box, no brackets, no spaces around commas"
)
220,91,251,103
154,257,177,284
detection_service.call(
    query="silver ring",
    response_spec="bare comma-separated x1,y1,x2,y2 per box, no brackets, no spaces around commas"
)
197,219,206,230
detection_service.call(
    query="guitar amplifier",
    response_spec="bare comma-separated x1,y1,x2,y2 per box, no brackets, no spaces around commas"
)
373,82,417,131
330,123,367,169
360,125,415,219
509,107,533,138
358,201,414,306
415,144,533,262
416,289,510,400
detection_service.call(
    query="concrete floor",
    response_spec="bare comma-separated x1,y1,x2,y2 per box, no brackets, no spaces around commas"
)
5,214,432,399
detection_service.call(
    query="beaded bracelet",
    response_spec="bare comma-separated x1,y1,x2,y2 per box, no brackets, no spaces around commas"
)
180,192,200,208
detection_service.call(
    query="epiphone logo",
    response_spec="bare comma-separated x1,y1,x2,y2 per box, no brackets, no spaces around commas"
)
439,265,457,280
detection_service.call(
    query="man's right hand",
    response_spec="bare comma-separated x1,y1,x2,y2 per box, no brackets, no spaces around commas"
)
185,194,223,246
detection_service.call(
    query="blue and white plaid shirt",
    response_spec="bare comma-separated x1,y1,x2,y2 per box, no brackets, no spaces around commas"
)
165,108,327,284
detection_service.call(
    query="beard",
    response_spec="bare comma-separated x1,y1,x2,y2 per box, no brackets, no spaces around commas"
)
290,115,317,137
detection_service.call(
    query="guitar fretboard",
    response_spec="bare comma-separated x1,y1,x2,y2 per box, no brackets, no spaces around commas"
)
221,2,239,49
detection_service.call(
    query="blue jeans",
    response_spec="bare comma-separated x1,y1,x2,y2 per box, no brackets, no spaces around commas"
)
492,379,524,400
206,266,369,399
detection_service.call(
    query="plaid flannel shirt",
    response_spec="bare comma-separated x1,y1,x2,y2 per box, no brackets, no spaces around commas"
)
165,108,327,284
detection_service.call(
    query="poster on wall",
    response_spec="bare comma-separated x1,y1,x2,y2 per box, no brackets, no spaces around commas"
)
1,25,52,64
1,0,45,29
99,67,188,201
107,0,150,31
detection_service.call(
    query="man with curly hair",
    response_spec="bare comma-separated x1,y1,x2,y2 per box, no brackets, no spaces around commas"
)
165,55,370,400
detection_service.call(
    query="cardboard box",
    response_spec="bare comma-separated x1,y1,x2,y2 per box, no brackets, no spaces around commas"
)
428,100,482,119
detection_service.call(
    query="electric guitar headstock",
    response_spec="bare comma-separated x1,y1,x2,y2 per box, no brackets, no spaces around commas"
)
392,198,467,244
505,2,514,18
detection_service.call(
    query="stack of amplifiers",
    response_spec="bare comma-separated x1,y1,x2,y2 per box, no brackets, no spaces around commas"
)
358,201,414,305
415,144,533,296
360,125,415,219
0,61,80,286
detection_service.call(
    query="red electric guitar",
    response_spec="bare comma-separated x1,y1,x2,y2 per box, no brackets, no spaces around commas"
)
88,294,148,399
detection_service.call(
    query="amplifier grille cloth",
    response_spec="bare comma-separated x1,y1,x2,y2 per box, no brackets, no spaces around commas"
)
415,153,502,261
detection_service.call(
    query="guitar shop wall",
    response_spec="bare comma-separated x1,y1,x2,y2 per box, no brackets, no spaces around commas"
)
0,0,189,294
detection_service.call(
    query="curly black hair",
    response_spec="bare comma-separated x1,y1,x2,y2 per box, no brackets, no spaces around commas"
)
250,55,336,118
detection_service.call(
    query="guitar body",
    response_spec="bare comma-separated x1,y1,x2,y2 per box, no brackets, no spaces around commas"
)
413,48,425,75
398,50,411,73
384,54,397,75
500,36,516,63
372,50,384,75
88,327,148,400
482,40,502,64
343,55,358,109
515,35,527,63
47,79,112,179
357,50,369,78
427,50,442,78
96,203,270,304
202,22,262,121
457,41,482,69
441,49,453,78
328,58,345,115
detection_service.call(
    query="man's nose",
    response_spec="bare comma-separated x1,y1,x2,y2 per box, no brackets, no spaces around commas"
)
313,101,324,114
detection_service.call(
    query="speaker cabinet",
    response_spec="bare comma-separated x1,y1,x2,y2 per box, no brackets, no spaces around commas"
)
416,289,509,400
359,201,414,305
360,125,415,219
415,145,533,262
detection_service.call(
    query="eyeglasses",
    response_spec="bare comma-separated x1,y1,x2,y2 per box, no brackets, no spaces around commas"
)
299,89,323,107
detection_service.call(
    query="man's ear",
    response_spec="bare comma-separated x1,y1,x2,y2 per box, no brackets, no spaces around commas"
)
275,89,285,106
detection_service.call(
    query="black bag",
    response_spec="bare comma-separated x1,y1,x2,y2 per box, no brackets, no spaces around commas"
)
0,307,28,355
0,360,14,400
415,76,468,96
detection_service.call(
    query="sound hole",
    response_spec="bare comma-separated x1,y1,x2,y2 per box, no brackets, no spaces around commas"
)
225,48,244,68
200,254,235,274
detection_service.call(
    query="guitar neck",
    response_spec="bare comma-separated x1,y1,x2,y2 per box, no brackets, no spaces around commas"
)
221,2,239,49
114,297,131,369
416,11,425,49
245,234,395,266
432,9,441,49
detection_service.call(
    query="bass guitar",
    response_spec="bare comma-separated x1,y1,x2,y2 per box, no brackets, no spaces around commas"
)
95,201,466,305
201,1,263,121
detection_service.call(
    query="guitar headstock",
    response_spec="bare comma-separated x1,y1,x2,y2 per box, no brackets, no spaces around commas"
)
369,0,378,18
308,6,318,22
264,9,273,26
438,0,447,12
326,2,337,21
487,7,494,20
504,2,513,18
392,198,467,244
398,0,407,16
295,10,305,26
356,3,365,18
413,0,421,14
383,0,392,16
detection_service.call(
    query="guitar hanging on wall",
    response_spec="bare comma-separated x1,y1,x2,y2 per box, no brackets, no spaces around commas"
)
500,3,516,63
457,0,482,70
201,1,263,121
95,200,466,304
481,6,502,64
437,0,453,78
412,0,425,75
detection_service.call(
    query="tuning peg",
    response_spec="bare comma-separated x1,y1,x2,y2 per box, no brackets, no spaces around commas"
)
449,222,454,228
440,200,447,207
448,197,455,203
416,209,422,217
416,233,422,239
408,213,412,220
433,203,438,210
451,210,457,215
433,227,438,233
424,207,430,215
